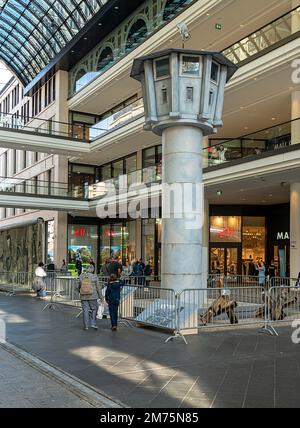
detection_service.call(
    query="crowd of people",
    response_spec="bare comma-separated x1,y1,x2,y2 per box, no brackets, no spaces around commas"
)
32,256,152,333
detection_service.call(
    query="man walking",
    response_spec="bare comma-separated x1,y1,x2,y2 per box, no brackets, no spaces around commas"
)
105,274,124,331
77,265,102,331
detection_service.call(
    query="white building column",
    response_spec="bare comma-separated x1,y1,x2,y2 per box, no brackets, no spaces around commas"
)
291,90,300,145
162,126,203,292
290,183,300,278
202,198,209,287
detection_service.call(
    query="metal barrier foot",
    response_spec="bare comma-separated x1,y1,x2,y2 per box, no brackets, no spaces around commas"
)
43,302,62,312
165,331,188,345
260,324,279,336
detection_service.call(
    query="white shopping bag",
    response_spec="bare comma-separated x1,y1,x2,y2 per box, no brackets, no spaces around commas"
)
97,300,105,319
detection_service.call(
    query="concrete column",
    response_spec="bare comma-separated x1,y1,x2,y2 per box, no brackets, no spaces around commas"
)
291,90,300,145
290,183,300,278
161,125,203,292
202,198,209,287
54,212,68,267
292,3,300,34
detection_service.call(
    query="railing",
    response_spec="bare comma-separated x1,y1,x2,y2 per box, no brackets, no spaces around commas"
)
223,7,300,65
2,272,300,340
87,164,162,200
0,176,73,199
90,98,144,140
204,118,296,168
0,112,99,142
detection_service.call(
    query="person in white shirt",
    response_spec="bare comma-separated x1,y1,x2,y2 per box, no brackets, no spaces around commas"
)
33,262,47,298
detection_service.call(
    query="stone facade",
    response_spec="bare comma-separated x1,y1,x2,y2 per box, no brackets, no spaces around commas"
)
0,223,43,273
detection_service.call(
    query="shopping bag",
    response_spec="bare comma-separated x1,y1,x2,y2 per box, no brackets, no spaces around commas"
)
97,300,105,320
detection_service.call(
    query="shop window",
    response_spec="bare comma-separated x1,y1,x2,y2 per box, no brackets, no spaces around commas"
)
68,224,98,274
242,217,266,271
100,222,136,267
210,216,242,243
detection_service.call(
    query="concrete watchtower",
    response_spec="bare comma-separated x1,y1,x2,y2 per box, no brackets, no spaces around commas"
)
131,49,238,292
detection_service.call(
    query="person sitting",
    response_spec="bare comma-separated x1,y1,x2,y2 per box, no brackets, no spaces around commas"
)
33,262,47,298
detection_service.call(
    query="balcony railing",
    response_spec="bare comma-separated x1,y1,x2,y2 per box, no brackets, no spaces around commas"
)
223,7,300,65
0,176,71,198
89,98,144,140
204,118,297,168
72,164,162,200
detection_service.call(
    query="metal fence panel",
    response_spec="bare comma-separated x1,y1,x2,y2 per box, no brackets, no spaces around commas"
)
119,284,177,329
179,286,267,331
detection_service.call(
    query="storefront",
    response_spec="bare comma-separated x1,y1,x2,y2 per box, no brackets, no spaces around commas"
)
209,204,290,277
67,216,162,275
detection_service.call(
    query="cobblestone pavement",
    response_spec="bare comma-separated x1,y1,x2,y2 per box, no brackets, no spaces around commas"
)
1,294,300,408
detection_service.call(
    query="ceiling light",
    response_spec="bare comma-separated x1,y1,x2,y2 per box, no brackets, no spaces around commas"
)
216,190,223,196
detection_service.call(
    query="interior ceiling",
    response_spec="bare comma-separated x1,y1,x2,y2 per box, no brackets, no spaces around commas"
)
205,167,300,205
70,0,299,115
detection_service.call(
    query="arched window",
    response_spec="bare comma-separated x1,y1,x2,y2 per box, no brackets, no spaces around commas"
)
163,0,187,21
96,47,114,72
126,19,148,51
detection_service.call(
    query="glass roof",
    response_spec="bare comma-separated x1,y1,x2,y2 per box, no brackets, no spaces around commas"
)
0,0,106,85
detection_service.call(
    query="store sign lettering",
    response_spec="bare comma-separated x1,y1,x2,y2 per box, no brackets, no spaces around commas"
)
217,228,233,239
277,232,290,240
74,228,86,238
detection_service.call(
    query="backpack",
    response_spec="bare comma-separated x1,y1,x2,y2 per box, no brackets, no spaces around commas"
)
80,275,93,296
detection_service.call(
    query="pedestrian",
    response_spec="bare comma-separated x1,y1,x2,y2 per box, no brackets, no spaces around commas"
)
105,274,124,331
77,265,102,331
61,259,68,275
75,258,83,276
101,258,110,278
122,260,133,277
32,262,47,298
108,257,121,277
132,260,143,285
248,256,256,277
256,261,266,287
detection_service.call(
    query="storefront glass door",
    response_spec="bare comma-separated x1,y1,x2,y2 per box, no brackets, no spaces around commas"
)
210,246,239,275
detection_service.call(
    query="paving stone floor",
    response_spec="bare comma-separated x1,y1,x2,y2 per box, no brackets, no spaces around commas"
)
0,294,300,408
0,346,93,408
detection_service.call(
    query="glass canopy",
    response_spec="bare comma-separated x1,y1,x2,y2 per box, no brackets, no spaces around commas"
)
0,0,107,85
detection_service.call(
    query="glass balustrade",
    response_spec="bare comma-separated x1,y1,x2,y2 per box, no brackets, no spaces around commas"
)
0,177,70,198
90,98,144,140
223,8,300,65
87,165,162,199
204,118,296,168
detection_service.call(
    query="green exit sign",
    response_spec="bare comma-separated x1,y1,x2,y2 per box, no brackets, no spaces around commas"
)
215,23,222,30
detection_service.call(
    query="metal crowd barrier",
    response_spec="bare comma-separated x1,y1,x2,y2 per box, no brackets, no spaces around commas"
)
119,284,176,326
43,276,82,315
207,274,262,288
177,286,267,335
